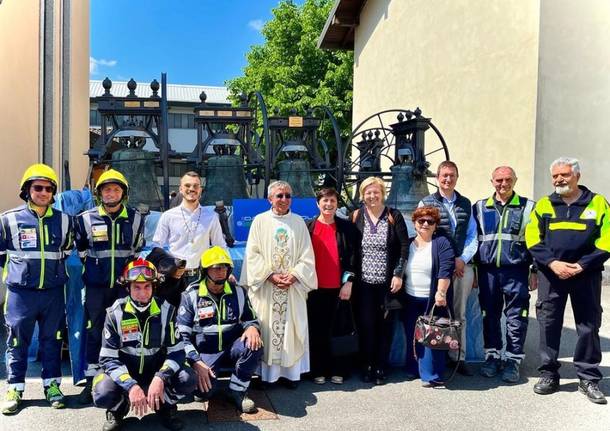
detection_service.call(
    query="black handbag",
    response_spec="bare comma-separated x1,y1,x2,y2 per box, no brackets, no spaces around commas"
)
330,300,359,357
414,305,462,351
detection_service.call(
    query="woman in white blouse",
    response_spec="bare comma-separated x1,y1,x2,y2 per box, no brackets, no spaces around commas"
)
403,206,455,387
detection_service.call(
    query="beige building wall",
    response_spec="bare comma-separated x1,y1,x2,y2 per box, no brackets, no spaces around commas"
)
0,0,90,210
0,1,41,209
353,0,540,201
534,0,610,199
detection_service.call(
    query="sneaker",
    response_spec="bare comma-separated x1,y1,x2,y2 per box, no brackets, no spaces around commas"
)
157,405,184,431
533,377,559,395
330,376,344,385
1,388,23,415
102,410,125,431
78,379,93,405
229,389,256,413
479,357,502,378
578,380,607,405
44,381,66,409
313,376,326,385
501,360,520,383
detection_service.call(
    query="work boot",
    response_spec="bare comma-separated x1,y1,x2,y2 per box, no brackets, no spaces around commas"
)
501,360,520,383
374,369,386,386
78,379,94,405
44,381,66,409
157,405,184,431
230,389,256,413
533,377,559,395
1,388,23,415
578,380,607,405
479,357,502,378
102,410,125,431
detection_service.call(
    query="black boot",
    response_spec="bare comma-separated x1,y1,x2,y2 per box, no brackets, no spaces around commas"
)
78,379,93,405
374,369,386,386
157,405,184,431
533,377,559,395
102,401,128,431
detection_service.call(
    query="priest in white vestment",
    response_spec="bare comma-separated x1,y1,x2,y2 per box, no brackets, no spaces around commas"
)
240,181,317,385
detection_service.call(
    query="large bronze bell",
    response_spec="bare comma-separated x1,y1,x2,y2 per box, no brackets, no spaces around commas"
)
386,163,430,216
111,148,163,211
201,154,249,205
278,159,315,198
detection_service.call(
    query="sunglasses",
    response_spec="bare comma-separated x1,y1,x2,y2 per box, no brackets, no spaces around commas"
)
416,219,437,226
274,193,292,199
125,266,157,282
32,185,54,193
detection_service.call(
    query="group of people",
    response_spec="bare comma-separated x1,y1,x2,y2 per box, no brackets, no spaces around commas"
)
1,156,608,430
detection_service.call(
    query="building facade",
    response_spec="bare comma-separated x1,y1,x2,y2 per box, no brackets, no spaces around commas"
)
320,0,610,200
0,0,90,209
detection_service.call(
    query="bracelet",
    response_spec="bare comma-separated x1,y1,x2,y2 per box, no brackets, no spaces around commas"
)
437,291,447,297
342,271,355,284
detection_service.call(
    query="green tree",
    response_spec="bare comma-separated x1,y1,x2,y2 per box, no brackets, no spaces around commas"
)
227,0,353,148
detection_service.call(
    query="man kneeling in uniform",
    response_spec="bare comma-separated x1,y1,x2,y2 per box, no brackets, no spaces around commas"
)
92,258,197,430
177,246,263,413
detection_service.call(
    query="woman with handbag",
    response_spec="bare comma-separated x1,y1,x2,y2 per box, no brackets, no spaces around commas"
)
352,177,410,385
403,206,455,387
307,188,358,385
306,188,360,385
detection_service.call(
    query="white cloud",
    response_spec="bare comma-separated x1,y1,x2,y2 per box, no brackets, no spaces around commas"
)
248,19,264,32
90,57,118,75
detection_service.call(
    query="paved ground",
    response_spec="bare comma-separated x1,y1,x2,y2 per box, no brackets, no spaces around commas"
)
2,287,610,431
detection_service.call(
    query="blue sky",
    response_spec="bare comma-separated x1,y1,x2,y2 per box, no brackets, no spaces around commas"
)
90,0,301,87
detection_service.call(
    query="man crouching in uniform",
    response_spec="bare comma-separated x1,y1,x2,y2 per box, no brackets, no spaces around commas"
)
92,258,197,430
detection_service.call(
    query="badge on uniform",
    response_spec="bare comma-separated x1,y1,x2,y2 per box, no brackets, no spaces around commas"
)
121,319,141,342
19,228,37,249
92,224,109,242
198,306,215,320
582,209,597,220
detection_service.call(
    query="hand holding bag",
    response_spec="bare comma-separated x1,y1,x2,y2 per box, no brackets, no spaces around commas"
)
414,305,462,351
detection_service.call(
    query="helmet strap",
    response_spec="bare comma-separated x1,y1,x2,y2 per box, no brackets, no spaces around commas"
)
130,299,152,312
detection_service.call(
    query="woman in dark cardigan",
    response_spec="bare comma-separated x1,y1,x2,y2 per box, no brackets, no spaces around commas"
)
351,177,410,385
306,188,360,385
403,206,455,387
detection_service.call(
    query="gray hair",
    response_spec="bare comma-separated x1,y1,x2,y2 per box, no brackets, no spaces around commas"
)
267,180,292,196
491,166,517,180
550,157,581,175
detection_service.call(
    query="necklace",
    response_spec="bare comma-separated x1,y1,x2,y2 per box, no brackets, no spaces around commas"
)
180,206,202,244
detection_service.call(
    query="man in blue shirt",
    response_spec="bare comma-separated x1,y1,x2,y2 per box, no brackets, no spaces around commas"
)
419,161,478,375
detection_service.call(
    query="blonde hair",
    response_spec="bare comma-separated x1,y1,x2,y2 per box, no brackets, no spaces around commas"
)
359,177,386,200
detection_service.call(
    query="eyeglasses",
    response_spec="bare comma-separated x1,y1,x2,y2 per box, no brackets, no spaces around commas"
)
32,185,54,193
274,193,292,199
125,266,157,282
416,219,436,226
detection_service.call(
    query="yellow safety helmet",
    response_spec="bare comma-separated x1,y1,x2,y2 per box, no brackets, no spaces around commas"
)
19,163,59,202
201,246,233,269
96,169,129,196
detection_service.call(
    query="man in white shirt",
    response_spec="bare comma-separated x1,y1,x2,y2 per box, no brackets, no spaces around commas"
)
153,171,226,285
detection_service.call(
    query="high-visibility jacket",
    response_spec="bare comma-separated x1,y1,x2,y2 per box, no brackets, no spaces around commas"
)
74,205,145,289
98,296,184,391
525,186,610,272
177,280,259,360
0,204,73,289
473,193,535,267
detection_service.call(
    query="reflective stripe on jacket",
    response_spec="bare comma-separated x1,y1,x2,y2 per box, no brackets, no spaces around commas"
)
0,204,73,289
473,193,534,267
177,280,259,360
75,205,145,288
99,296,184,391
525,185,610,272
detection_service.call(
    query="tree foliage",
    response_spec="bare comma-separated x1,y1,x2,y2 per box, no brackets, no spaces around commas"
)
227,0,353,145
